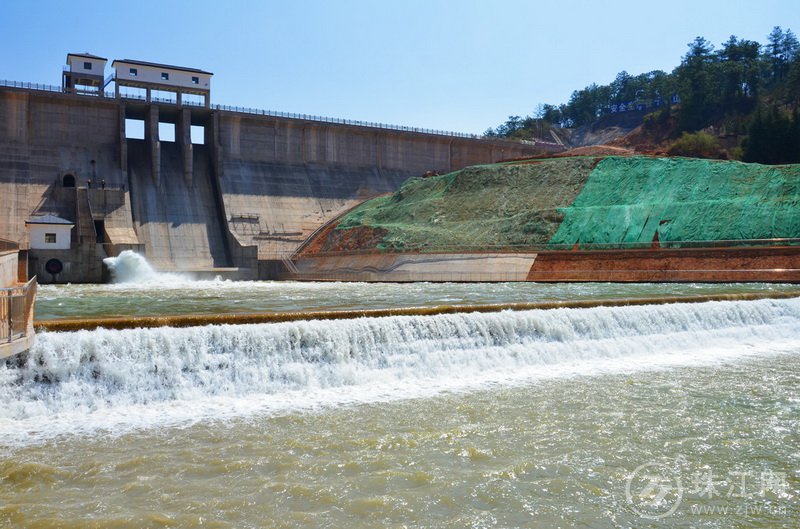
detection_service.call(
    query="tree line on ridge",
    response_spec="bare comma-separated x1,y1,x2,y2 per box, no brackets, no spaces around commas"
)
485,26,800,164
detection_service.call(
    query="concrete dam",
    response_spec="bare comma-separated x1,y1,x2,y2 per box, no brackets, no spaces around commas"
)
0,84,555,282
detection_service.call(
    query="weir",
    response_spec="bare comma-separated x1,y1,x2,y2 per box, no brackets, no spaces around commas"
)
33,291,800,332
5,295,800,445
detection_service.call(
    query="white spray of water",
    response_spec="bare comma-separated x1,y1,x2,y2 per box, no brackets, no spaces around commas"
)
103,250,194,284
1,297,798,445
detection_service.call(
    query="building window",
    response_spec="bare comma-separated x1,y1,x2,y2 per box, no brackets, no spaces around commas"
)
84,62,92,70
191,76,199,84
45,233,57,244
161,72,169,80
129,68,138,76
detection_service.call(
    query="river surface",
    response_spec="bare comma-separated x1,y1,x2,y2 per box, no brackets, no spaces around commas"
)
35,279,800,321
2,256,799,527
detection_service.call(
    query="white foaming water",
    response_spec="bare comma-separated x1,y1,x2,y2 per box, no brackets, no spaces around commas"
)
103,250,197,284
1,298,799,445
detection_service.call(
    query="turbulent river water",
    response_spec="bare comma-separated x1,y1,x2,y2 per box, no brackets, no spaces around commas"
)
1,253,799,527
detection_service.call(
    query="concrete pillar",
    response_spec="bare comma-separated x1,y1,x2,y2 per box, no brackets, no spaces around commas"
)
301,126,306,164
177,108,193,186
145,105,160,186
448,139,454,171
146,87,151,104
205,111,233,267
118,103,128,171
209,112,223,175
205,113,215,148
375,133,382,171
176,92,183,107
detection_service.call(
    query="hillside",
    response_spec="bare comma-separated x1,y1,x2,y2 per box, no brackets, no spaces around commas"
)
485,27,800,165
301,156,800,254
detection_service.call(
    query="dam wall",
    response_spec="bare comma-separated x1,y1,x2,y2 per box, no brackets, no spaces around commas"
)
0,85,553,281
0,90,125,245
213,112,543,263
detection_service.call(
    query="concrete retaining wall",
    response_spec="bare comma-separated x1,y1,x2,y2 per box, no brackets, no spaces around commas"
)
291,253,539,282
526,247,800,282
0,251,16,287
289,246,800,283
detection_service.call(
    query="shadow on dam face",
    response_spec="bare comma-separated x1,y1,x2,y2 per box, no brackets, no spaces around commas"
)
219,162,411,200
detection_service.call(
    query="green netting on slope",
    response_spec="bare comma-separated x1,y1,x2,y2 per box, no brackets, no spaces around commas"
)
334,158,599,250
549,156,800,247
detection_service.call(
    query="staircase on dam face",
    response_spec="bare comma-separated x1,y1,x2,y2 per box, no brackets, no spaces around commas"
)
75,187,97,247
126,140,232,271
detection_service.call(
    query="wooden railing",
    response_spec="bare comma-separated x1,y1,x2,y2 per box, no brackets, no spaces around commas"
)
1,277,37,346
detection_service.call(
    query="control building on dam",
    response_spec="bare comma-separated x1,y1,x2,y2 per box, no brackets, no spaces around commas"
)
0,53,559,282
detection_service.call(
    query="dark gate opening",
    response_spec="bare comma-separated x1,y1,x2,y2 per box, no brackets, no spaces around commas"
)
94,220,105,243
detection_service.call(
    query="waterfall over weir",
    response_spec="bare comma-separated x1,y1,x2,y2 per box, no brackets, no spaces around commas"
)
2,297,799,445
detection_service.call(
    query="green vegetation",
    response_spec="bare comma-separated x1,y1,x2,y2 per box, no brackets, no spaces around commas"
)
551,157,800,247
666,131,726,159
743,108,800,164
332,158,599,251
326,157,800,252
486,26,800,164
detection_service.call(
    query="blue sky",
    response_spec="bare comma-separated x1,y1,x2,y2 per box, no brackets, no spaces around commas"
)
1,0,798,134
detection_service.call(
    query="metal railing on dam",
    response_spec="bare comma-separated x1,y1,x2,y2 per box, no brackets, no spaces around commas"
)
0,79,64,94
0,78,513,140
209,104,482,138
1,277,36,348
